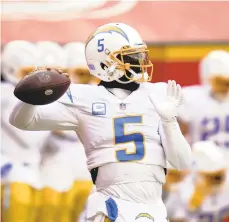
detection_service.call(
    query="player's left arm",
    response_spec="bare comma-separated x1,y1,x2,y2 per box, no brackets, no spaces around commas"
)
149,80,192,170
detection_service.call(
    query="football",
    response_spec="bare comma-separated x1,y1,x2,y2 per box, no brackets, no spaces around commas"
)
14,69,71,105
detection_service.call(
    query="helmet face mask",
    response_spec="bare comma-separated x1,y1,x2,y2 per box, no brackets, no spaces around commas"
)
110,45,153,83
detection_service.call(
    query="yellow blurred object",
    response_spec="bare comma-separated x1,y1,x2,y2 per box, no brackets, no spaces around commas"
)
1,185,5,222
68,67,91,84
52,130,67,138
90,75,101,85
189,169,226,211
16,66,35,79
68,181,93,222
2,183,38,222
209,75,229,94
58,190,75,222
199,169,226,186
188,180,213,211
40,187,63,222
29,189,42,222
104,217,112,222
166,169,187,184
164,169,188,192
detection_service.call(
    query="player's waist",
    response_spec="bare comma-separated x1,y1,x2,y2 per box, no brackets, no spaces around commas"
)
94,162,166,188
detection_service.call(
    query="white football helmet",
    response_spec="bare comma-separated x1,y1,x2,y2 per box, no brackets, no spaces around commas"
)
1,40,39,84
36,41,66,68
192,141,227,173
199,50,229,85
85,23,153,84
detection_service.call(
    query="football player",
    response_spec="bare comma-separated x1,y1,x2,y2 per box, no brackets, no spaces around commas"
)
1,40,50,222
178,50,229,152
35,41,73,222
9,23,192,222
168,141,229,222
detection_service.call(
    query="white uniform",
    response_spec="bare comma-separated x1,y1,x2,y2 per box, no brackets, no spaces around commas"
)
164,175,193,220
41,131,91,191
9,82,192,222
1,82,50,189
170,174,229,222
179,85,229,150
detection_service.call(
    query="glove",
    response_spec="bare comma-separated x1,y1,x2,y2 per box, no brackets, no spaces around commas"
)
149,80,183,122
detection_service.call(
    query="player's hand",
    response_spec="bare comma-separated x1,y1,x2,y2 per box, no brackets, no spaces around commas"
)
149,80,183,122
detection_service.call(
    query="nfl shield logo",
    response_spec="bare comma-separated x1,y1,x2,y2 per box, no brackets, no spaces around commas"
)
119,103,126,110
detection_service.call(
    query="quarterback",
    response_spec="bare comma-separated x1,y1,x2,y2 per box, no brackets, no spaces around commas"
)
9,23,192,222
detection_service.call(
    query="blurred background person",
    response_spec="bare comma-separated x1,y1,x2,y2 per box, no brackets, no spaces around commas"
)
163,168,189,203
38,41,94,222
35,41,74,222
167,141,229,222
178,51,229,153
1,40,50,222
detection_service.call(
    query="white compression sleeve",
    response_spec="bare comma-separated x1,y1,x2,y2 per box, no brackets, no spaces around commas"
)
9,101,79,131
159,120,192,170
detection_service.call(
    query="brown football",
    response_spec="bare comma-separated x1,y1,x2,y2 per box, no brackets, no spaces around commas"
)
14,70,71,105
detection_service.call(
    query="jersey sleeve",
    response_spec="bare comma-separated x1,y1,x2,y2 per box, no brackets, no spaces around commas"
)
9,85,79,132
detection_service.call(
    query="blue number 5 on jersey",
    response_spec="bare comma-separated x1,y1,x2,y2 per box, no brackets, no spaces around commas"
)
114,116,145,162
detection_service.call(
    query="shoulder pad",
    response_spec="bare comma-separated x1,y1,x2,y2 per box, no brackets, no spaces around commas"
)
58,84,98,105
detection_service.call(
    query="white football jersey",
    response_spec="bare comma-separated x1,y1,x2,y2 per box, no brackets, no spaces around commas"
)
179,85,229,150
1,82,50,164
57,83,167,171
12,82,169,172
173,174,229,222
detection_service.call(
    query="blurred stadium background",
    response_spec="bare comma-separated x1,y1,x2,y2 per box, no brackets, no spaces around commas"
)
2,1,229,85
1,1,229,222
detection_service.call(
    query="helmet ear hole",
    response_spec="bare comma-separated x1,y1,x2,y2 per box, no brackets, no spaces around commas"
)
100,63,108,70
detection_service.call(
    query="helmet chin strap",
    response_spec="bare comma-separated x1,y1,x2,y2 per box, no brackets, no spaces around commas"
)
106,63,147,84
106,63,133,84
116,69,148,84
